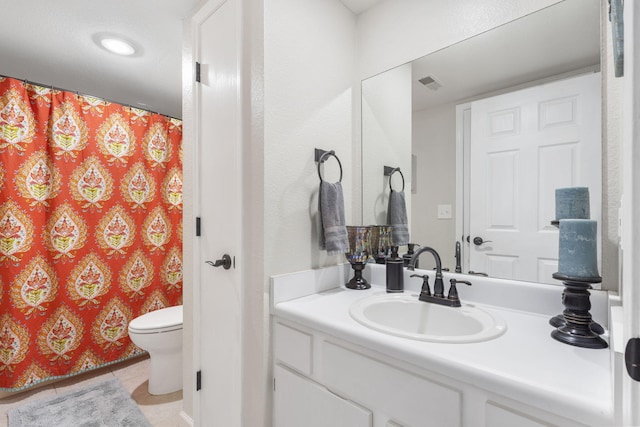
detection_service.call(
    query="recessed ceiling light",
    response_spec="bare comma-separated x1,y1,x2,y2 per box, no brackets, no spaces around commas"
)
100,37,136,56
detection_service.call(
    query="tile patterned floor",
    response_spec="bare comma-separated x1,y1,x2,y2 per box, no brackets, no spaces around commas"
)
0,355,183,427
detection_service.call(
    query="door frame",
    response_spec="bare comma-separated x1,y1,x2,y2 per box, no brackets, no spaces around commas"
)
455,102,471,274
621,1,640,423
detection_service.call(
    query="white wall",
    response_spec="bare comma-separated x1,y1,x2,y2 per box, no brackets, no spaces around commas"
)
412,103,457,270
262,3,357,424
264,0,357,276
361,64,412,227
242,0,266,426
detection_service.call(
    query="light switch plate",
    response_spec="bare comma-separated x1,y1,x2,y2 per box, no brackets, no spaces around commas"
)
437,204,452,219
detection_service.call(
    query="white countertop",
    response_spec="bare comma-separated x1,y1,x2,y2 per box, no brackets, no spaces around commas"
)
272,264,614,426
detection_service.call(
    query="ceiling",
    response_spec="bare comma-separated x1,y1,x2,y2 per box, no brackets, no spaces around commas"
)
408,0,601,112
0,0,383,120
340,0,385,15
1,0,598,122
0,0,199,119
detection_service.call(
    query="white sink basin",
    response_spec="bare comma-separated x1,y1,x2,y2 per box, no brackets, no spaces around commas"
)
349,293,507,343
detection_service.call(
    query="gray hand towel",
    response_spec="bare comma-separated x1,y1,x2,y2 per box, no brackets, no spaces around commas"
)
319,181,349,255
387,189,409,246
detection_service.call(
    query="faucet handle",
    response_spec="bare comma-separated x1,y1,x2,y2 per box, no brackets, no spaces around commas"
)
410,274,431,297
447,278,472,303
450,278,472,286
468,270,488,277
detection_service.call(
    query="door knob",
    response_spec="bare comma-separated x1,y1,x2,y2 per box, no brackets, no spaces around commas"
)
472,237,492,246
205,254,232,270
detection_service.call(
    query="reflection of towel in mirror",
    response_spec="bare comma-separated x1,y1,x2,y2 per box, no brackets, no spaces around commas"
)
319,181,349,255
387,189,409,246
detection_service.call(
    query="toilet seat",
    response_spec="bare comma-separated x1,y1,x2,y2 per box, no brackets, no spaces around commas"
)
129,305,183,334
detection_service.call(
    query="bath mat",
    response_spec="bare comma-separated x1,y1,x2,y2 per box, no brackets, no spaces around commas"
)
7,378,151,427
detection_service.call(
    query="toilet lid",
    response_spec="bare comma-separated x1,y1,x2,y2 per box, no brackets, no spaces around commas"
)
129,305,183,334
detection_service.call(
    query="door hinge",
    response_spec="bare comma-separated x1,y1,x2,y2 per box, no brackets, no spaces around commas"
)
196,370,202,391
196,217,201,236
195,62,201,83
273,377,276,391
625,338,640,381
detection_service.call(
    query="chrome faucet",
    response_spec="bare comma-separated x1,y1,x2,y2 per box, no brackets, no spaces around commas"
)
409,246,471,307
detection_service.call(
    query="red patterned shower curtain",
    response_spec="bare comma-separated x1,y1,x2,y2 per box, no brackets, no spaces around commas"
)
0,77,183,390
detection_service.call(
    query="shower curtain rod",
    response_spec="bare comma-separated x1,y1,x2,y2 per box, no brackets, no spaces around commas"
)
0,73,181,121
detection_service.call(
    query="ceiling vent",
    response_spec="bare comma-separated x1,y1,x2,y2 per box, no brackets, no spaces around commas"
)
418,75,442,91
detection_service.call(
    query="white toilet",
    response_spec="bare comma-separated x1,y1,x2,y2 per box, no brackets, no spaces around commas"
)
128,305,183,395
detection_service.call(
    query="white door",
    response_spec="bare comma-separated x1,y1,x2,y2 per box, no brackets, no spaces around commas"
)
468,72,601,284
193,0,242,424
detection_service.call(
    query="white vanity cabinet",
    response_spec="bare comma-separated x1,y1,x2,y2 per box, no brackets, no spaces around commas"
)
273,365,372,427
272,320,590,427
273,323,372,426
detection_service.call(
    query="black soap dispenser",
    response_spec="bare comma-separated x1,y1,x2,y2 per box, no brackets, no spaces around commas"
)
386,246,404,293
403,243,419,268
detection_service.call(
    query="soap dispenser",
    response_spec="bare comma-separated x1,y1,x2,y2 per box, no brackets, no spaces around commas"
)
403,243,419,268
386,246,404,293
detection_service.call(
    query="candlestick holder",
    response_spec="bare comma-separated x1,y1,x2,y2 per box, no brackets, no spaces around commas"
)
549,226,604,335
549,306,605,335
550,273,607,349
548,224,604,335
345,226,372,290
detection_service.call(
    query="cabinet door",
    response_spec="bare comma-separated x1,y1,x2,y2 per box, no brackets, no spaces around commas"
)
322,341,462,427
274,365,372,427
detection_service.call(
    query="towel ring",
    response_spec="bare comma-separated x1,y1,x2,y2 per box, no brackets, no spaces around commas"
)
387,167,405,192
317,150,343,183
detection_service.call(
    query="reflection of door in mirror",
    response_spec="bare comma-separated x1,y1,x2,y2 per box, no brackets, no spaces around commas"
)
463,72,601,284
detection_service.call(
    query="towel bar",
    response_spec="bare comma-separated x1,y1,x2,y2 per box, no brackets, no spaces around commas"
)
384,166,405,192
315,148,343,183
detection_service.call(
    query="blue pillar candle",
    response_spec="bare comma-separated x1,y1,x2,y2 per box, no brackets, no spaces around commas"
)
557,219,600,279
555,187,590,220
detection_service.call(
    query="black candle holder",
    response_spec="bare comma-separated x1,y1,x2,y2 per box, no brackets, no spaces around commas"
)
550,273,607,349
346,263,369,289
345,226,372,290
549,305,605,334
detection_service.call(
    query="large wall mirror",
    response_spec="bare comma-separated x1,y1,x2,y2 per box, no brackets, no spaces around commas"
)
361,0,601,284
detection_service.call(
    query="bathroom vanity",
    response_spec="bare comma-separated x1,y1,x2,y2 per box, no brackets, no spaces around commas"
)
271,264,614,427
